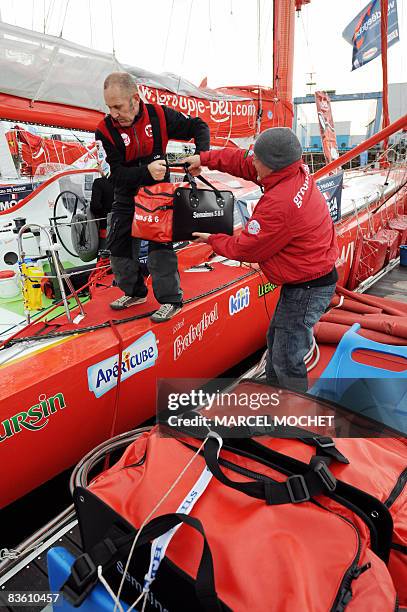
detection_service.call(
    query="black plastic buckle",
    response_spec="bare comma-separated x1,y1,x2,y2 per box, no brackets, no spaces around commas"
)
313,436,335,449
71,553,97,589
314,460,337,492
62,553,98,607
286,474,310,503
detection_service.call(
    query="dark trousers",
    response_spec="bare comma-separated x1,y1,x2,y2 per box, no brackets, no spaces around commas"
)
107,210,182,304
265,283,336,393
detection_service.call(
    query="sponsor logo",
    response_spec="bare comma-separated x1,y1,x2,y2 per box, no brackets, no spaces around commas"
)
121,133,131,146
145,123,153,137
293,165,310,209
362,46,378,61
0,392,66,443
229,286,250,315
174,304,218,360
258,282,278,297
173,318,184,335
247,219,261,235
88,331,158,398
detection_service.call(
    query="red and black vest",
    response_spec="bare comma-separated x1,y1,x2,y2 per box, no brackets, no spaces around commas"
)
97,102,169,167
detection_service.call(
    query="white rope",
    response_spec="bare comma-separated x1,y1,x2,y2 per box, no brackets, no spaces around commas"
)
333,295,344,309
306,341,320,373
112,435,209,612
97,566,125,612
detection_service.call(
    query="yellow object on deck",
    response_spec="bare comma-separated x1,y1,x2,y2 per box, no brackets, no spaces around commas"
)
21,262,43,310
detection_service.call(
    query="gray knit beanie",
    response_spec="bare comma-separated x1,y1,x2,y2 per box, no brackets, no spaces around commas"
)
253,127,303,170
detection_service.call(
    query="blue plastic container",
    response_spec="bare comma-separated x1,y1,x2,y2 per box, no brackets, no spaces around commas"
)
47,547,131,611
400,245,407,266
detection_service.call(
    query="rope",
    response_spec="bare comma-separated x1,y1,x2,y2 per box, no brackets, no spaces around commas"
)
97,566,124,612
103,321,125,470
0,269,256,349
112,436,209,611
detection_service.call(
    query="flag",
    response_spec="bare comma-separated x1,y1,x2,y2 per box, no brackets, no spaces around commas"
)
342,0,399,71
315,91,339,164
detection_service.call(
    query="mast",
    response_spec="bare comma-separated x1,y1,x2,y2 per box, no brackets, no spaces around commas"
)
273,0,310,126
380,0,390,164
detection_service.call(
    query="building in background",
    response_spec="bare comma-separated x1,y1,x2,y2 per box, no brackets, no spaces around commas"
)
295,82,406,154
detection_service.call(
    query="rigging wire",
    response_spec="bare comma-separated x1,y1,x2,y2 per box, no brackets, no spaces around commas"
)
59,0,70,37
44,0,55,34
109,0,115,57
299,10,315,81
162,0,175,68
88,0,93,48
259,1,274,80
176,0,194,93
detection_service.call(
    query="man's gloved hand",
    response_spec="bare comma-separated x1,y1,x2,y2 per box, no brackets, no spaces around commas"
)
147,159,167,180
179,154,202,177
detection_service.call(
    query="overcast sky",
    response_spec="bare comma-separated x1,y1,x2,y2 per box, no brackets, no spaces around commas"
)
0,0,406,132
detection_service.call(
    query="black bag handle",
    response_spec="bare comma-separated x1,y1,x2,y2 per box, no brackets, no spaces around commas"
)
62,510,222,611
203,436,337,505
168,163,226,209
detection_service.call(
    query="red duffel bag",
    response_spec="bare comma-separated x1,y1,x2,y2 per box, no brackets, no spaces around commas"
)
63,427,399,611
131,182,183,243
239,434,407,607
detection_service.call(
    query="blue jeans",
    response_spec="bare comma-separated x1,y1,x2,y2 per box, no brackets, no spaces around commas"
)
265,283,336,393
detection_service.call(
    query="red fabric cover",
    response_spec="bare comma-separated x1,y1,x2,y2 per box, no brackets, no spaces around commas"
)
375,228,400,263
355,237,388,284
200,150,338,286
314,320,407,346
329,295,382,314
257,434,407,605
336,285,407,316
88,427,399,611
388,215,407,248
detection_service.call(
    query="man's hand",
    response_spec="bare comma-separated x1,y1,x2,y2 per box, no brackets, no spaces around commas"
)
148,159,167,181
180,154,202,177
192,232,211,243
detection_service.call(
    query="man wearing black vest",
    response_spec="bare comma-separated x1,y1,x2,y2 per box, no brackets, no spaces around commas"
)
95,72,210,322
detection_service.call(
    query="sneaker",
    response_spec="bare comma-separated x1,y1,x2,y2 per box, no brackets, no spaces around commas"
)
151,303,182,323
110,295,147,310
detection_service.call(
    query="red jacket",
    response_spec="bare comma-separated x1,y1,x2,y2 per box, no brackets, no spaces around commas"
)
200,149,338,286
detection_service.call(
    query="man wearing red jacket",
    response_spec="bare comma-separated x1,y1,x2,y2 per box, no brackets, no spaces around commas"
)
183,128,338,391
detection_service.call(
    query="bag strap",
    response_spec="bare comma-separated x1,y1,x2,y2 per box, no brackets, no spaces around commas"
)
146,104,163,158
203,436,336,505
168,163,227,209
61,512,222,611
